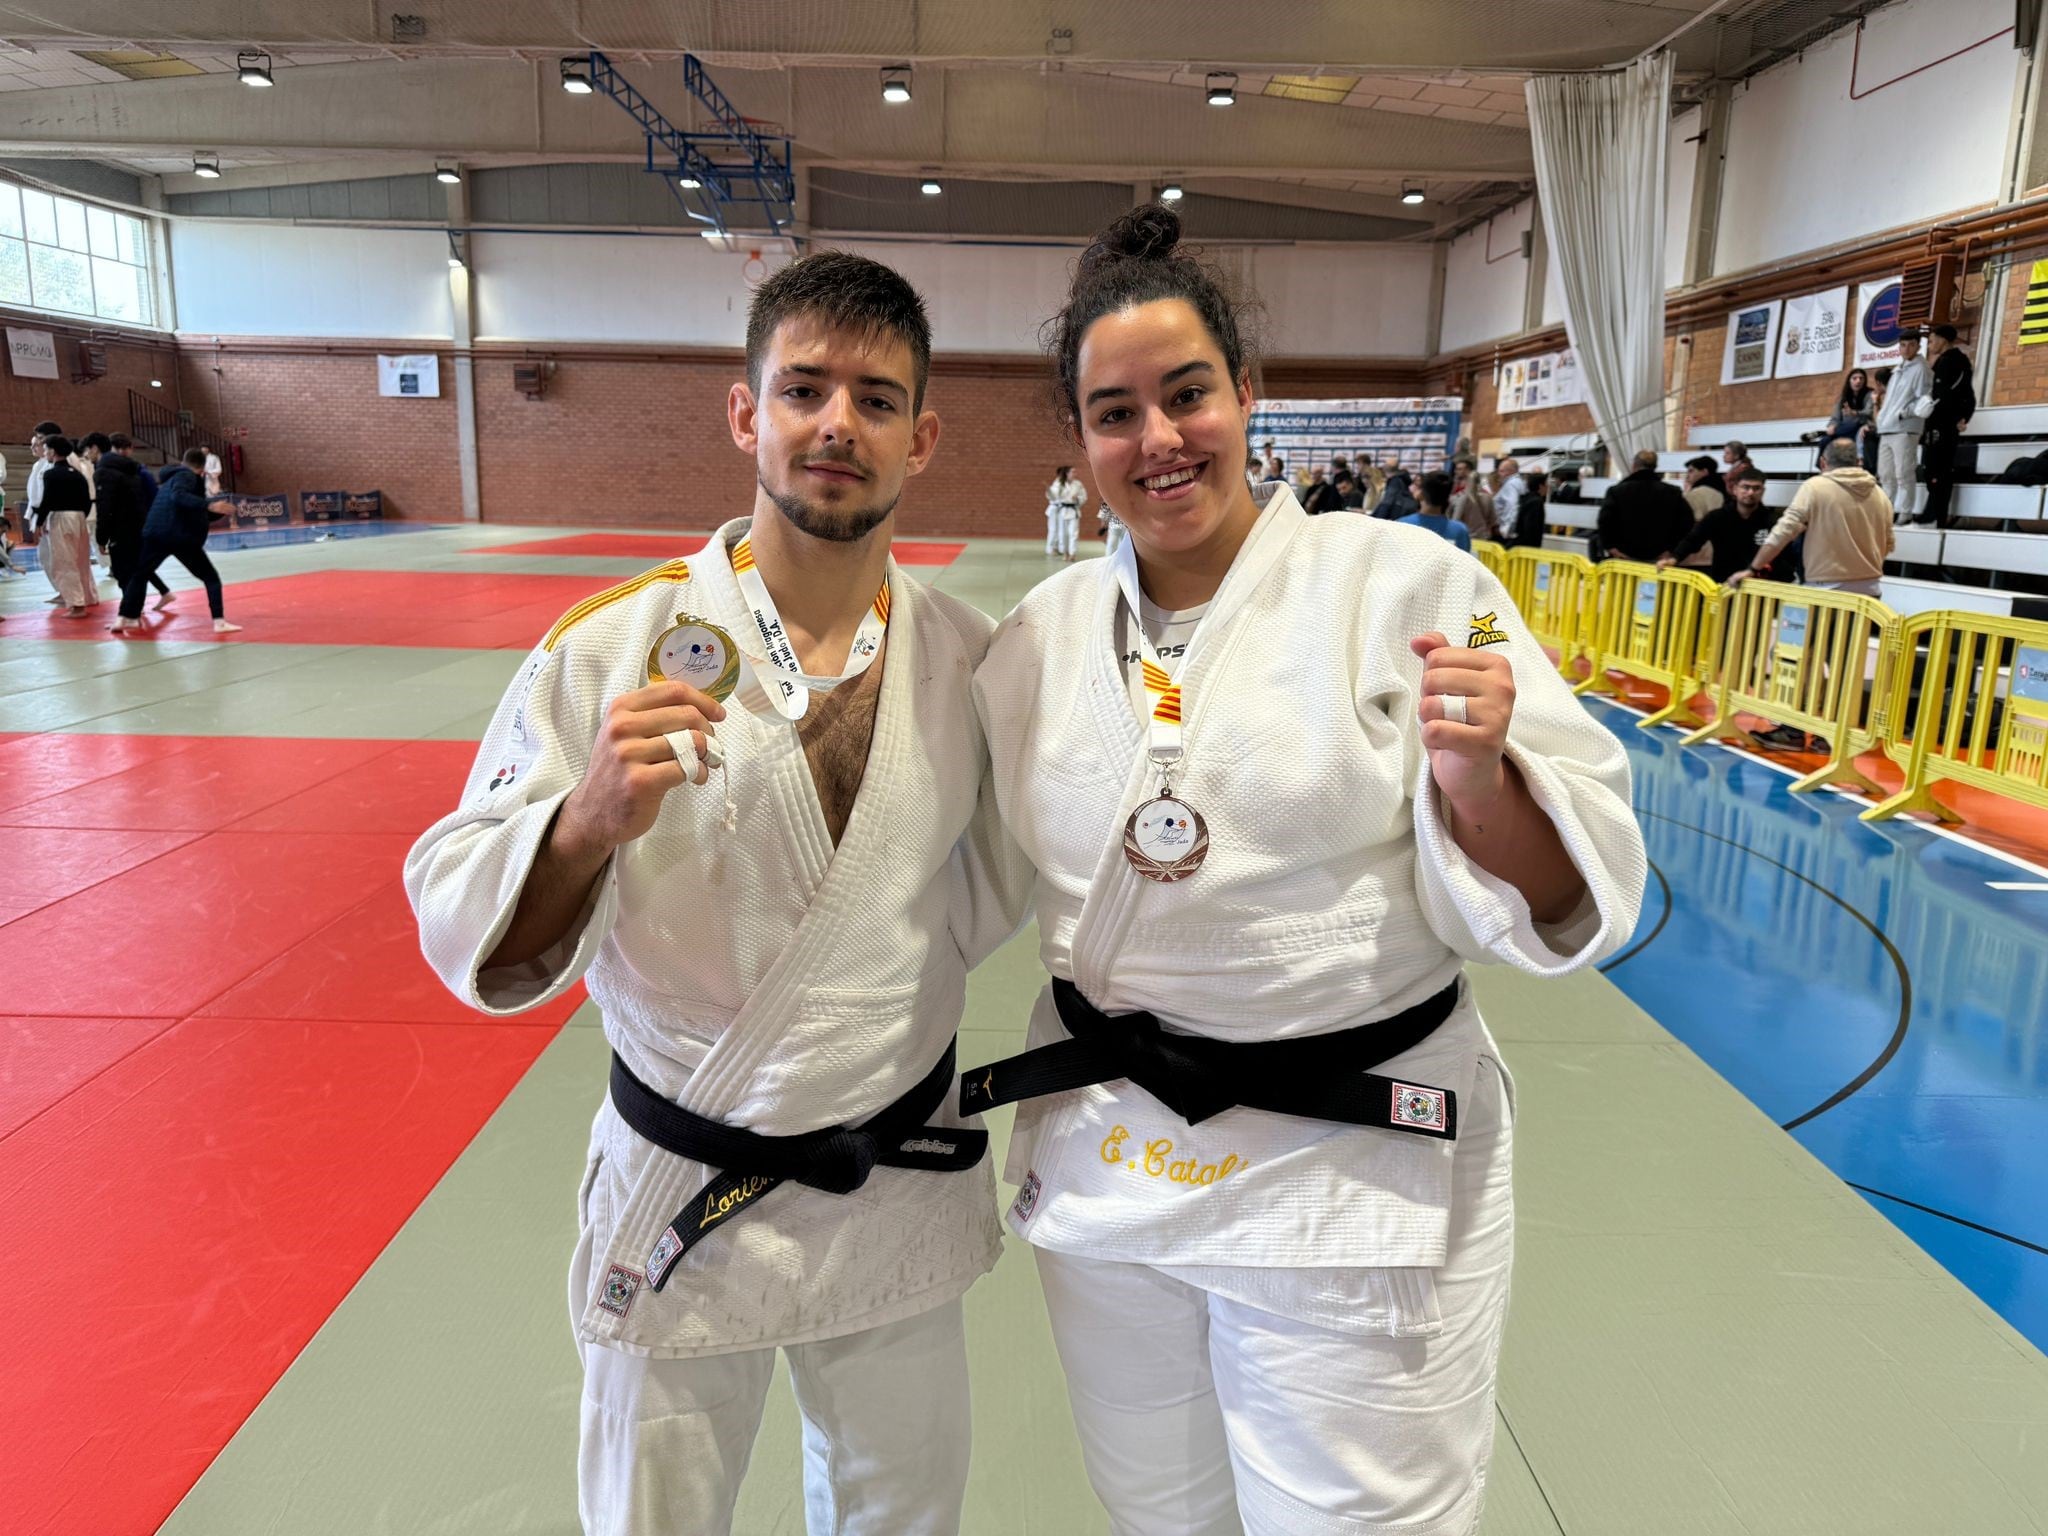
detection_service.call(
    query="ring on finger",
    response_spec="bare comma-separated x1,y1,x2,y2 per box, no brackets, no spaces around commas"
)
1443,692,1469,725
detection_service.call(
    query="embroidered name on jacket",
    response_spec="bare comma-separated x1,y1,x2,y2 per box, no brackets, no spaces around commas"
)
1467,612,1510,648
1100,1124,1248,1186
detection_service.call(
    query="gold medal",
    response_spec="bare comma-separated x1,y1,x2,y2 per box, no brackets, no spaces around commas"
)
1123,795,1209,883
647,614,740,702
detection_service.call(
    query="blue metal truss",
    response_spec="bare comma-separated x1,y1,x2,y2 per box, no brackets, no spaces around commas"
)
585,51,796,240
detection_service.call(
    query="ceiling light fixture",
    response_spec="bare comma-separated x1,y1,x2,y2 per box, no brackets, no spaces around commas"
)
560,57,594,94
881,65,912,104
1206,72,1237,107
435,161,461,185
149,378,162,388
920,179,942,196
237,50,273,88
1160,184,1184,203
1400,182,1425,205
192,154,221,179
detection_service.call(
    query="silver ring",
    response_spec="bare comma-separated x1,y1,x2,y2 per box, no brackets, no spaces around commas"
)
1443,693,1468,725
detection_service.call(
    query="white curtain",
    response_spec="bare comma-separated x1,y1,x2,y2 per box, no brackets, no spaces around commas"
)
1525,53,1673,462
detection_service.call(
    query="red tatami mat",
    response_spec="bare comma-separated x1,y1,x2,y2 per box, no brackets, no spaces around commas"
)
0,732,586,1534
8,569,618,648
486,531,966,566
0,1013,559,1536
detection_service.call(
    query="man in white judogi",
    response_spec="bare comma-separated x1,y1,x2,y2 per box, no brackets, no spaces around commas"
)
406,253,1027,1536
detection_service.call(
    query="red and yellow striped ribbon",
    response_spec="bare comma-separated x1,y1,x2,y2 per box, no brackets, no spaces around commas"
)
1140,658,1181,724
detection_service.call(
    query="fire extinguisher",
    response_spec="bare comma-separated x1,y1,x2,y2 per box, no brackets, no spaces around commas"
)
228,443,245,476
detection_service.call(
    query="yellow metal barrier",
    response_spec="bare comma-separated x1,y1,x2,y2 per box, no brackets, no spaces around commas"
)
1572,561,1719,731
1501,547,1594,682
1862,611,2048,824
1471,539,1508,582
1681,579,1900,795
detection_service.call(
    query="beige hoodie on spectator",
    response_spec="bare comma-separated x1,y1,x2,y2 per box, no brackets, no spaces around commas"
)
1768,467,1895,584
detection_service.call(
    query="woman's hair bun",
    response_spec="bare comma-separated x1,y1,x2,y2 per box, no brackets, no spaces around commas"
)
1080,203,1182,276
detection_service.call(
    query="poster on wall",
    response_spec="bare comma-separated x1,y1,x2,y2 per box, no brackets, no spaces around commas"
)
376,353,440,397
1854,277,1905,367
301,491,345,522
1496,347,1585,416
230,493,292,528
1720,299,1782,385
5,327,59,379
1773,286,1848,379
1245,397,1461,476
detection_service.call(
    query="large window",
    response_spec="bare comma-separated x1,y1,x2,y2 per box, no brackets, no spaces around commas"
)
0,180,153,326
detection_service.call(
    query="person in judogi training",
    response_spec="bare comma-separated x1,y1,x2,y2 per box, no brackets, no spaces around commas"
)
406,252,1029,1536
1047,464,1086,560
962,205,1646,1536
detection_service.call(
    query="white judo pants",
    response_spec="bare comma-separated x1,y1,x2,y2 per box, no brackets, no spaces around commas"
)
1033,1058,1514,1536
1048,506,1080,558
39,509,95,609
1877,433,1919,521
570,1275,971,1536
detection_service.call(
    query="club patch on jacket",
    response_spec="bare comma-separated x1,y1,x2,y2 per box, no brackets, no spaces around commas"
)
1467,612,1510,648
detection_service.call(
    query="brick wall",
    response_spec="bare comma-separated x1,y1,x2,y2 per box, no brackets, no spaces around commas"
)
176,344,461,520
1988,250,2048,404
0,311,180,481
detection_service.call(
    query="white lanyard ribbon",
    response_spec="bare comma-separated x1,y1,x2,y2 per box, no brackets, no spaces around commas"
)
730,535,890,720
1110,555,1193,793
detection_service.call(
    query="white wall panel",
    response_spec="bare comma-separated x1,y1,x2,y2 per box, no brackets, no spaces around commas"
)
1441,197,1534,353
1715,0,2018,274
171,222,452,338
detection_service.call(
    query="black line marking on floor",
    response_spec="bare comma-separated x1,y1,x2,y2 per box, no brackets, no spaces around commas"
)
1597,857,1670,975
1848,1184,2048,1259
1496,1401,1570,1535
1631,808,1912,1132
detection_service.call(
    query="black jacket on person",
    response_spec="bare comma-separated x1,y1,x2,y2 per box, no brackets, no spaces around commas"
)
1509,487,1548,548
1926,347,1976,433
36,462,92,515
1301,479,1343,515
143,467,226,545
1374,471,1419,520
1596,468,1693,564
1665,499,1777,583
94,452,151,547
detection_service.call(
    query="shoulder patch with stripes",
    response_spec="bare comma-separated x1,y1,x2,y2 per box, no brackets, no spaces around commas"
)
543,559,692,652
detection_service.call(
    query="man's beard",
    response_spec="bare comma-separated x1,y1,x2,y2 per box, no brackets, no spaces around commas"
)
758,472,898,544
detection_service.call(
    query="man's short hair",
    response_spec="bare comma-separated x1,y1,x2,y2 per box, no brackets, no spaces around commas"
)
44,434,73,458
1898,328,1922,343
1525,469,1549,490
80,432,112,453
32,420,60,437
1931,324,1959,343
182,447,208,470
1685,455,1717,472
744,251,932,410
1821,437,1860,468
1631,448,1660,472
1419,469,1453,510
108,432,132,450
1731,465,1766,485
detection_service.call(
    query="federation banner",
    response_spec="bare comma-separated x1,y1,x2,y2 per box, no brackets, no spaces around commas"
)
1720,299,1782,385
1773,286,1849,379
1854,277,1905,367
1246,397,1461,476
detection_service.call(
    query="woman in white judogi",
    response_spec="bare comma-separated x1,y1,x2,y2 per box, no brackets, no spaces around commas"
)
966,206,1645,1535
1047,465,1085,559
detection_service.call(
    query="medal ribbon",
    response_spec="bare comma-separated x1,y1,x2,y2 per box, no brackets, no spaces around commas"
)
1109,547,1192,791
730,535,890,718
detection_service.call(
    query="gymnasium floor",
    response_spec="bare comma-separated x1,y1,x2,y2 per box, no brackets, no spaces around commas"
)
3,523,2047,1536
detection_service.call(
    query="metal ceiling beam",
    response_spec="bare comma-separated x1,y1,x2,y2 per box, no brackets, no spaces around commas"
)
0,0,1733,73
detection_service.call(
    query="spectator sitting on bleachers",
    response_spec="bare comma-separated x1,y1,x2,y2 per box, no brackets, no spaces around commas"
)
1720,440,1753,481
1595,449,1691,563
1335,470,1365,510
1732,438,1893,597
1809,369,1874,469
1300,465,1342,515
1657,464,1775,583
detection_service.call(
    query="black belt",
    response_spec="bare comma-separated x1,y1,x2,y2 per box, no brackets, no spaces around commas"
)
610,1043,987,1292
960,979,1462,1139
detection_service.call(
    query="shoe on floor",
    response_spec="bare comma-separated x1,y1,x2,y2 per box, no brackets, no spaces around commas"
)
1806,736,1831,755
212,618,243,634
1753,725,1807,750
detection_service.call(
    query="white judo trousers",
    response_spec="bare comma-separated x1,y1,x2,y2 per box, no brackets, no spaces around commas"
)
570,1241,971,1536
1034,1057,1514,1536
39,508,95,608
